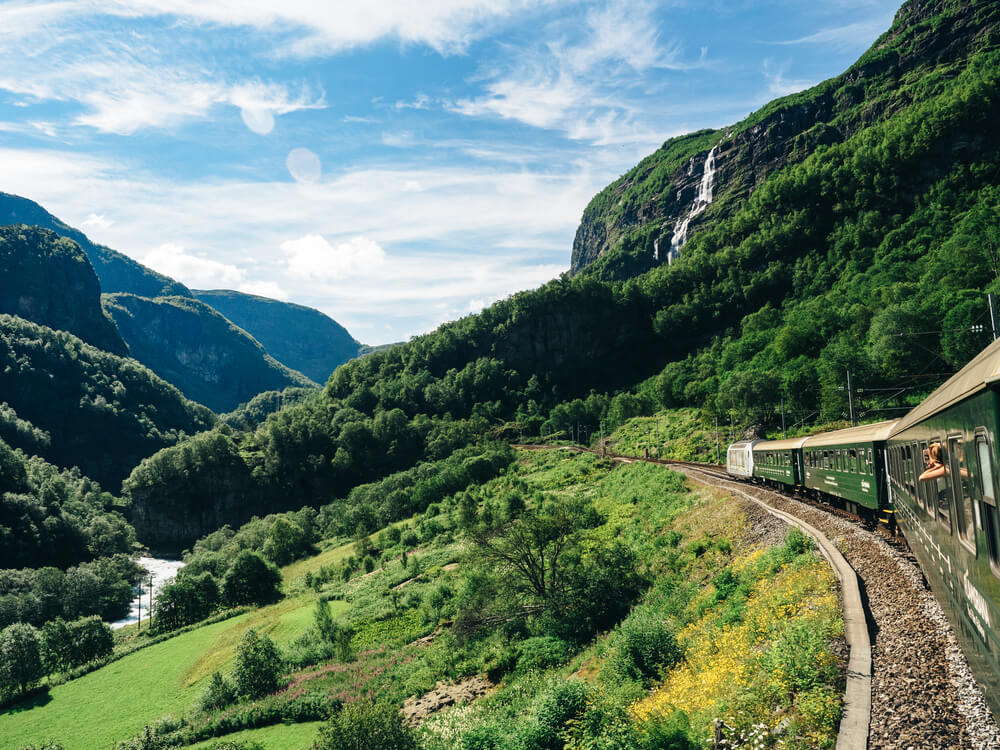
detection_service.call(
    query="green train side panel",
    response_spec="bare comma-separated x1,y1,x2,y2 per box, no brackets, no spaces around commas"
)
888,388,1000,718
752,449,797,487
802,441,885,510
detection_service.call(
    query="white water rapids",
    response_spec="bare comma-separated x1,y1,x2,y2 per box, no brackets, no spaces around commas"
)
109,556,184,630
662,145,718,264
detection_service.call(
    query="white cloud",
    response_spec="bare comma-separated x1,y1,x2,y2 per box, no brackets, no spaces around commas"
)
761,59,815,98
238,279,289,299
80,213,113,230
449,0,691,145
774,16,895,52
282,235,387,280
141,242,246,288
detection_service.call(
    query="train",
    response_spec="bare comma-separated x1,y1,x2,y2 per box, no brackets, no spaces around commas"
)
726,337,1000,719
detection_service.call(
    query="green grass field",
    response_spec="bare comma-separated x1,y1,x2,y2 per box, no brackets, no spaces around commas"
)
186,720,325,749
1,613,252,750
0,586,348,750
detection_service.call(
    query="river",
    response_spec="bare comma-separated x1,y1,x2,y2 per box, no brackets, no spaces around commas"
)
109,556,185,630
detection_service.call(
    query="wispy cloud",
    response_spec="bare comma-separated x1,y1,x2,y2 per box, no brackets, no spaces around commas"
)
761,59,815,98
449,0,697,145
772,16,895,53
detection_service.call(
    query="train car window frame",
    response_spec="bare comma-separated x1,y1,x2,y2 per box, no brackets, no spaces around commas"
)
868,448,875,476
974,430,1000,577
919,441,935,518
948,434,976,553
904,444,918,507
933,437,954,534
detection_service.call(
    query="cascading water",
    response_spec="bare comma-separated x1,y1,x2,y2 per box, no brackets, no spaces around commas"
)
663,145,718,264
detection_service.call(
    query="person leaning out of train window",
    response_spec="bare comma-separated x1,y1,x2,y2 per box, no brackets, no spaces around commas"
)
919,443,946,481
918,441,968,481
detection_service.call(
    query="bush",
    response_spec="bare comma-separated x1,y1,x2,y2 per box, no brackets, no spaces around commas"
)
198,671,236,712
313,701,417,750
520,678,589,750
222,551,282,606
516,636,572,673
607,611,682,686
232,629,283,699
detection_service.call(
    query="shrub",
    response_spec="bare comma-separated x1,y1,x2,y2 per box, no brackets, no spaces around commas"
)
520,678,589,750
607,612,682,686
222,551,282,606
232,629,283,699
313,701,417,750
198,671,236,712
515,636,572,673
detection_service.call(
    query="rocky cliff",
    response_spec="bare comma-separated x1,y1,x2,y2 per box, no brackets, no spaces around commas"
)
570,0,1000,278
0,225,128,355
193,289,362,384
102,293,316,413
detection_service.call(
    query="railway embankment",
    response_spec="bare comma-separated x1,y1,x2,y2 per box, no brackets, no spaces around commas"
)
678,465,1000,750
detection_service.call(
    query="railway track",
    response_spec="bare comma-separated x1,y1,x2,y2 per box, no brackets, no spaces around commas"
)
514,444,1000,748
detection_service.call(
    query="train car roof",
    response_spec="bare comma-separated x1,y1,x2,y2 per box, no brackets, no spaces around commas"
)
753,437,809,450
728,440,761,450
801,420,898,448
890,336,1000,435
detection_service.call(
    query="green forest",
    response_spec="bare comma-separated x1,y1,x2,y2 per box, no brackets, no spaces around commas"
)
1,0,999,747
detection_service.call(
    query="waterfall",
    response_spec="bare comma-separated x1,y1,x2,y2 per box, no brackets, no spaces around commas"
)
664,145,718,264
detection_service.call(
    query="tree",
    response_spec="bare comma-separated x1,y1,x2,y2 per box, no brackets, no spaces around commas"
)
313,701,417,750
222,551,281,606
232,628,282,699
0,622,44,695
262,517,307,566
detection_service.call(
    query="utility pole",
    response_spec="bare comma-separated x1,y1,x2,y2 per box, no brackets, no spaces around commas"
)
148,575,154,629
846,369,856,427
989,293,999,341
780,397,786,438
600,420,606,457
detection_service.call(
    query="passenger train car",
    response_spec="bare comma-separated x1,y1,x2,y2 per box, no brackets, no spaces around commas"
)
725,337,1000,717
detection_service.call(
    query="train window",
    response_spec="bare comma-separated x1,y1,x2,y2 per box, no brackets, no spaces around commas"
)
902,445,915,502
868,448,875,475
949,436,975,551
934,440,953,533
975,437,1000,575
848,448,858,473
918,441,935,517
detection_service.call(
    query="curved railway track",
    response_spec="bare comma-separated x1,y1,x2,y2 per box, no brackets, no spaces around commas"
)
513,444,1000,749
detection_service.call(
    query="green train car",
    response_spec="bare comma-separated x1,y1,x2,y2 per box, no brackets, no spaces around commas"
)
800,421,896,514
752,437,807,488
886,342,1000,716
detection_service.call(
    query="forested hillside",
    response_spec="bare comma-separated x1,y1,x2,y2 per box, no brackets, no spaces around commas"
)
0,193,190,299
0,314,215,490
193,290,362,384
102,294,316,413
0,225,127,356
123,0,1000,545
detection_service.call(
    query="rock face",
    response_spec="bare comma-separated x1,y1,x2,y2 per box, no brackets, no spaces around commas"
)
570,0,1000,278
193,289,362,384
102,293,315,412
0,225,128,355
0,192,191,298
402,676,493,726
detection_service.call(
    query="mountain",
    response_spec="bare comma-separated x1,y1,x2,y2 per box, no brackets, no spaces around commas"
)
0,192,190,298
102,293,316,413
122,0,1000,544
0,225,127,356
571,0,1000,280
0,313,215,490
193,290,362,384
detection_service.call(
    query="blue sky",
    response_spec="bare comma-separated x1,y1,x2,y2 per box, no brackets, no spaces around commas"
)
0,0,901,344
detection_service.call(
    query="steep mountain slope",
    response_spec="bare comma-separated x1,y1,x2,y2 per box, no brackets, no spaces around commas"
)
0,313,215,489
0,225,127,356
0,192,190,298
102,294,316,413
193,290,361,384
572,0,1000,280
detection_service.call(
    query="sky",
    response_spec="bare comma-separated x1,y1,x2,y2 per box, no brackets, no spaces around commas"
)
0,0,903,345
